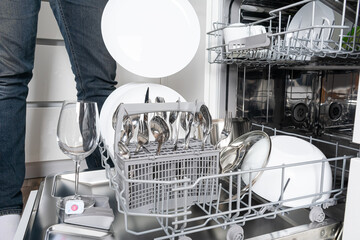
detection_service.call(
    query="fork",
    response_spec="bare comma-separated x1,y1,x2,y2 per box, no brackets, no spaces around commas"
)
216,111,232,149
135,120,149,153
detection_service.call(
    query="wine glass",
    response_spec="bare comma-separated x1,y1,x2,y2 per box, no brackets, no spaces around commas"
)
56,101,100,209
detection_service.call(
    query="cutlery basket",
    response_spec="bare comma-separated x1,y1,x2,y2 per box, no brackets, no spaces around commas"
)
102,102,220,214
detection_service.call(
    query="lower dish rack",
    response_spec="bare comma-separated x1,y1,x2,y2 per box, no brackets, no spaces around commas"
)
100,118,357,240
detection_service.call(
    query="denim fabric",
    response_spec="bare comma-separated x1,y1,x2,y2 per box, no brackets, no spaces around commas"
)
0,0,116,214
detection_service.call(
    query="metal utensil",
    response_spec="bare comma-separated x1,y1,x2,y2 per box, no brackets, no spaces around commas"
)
123,114,140,145
200,104,212,150
155,96,167,120
180,112,194,150
150,116,170,155
143,87,150,148
216,111,232,149
144,87,150,123
210,118,251,149
169,99,180,139
112,103,123,130
117,139,130,159
170,99,181,150
135,120,149,153
144,87,150,104
195,110,204,136
121,115,132,144
192,111,202,140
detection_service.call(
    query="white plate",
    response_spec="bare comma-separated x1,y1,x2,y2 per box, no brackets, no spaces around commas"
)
285,1,335,48
100,83,186,158
99,83,139,152
101,0,200,78
250,135,332,208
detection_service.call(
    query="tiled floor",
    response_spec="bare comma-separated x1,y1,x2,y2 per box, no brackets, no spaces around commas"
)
22,178,44,208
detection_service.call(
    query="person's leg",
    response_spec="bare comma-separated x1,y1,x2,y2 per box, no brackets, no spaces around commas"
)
49,0,117,169
0,0,40,236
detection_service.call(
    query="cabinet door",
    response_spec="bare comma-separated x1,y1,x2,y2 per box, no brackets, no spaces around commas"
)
28,45,76,102
25,107,69,163
37,1,63,40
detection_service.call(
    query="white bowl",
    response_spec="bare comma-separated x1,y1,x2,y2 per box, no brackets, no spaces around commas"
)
248,135,332,208
99,83,186,158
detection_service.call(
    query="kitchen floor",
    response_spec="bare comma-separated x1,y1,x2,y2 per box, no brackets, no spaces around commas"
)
22,178,44,208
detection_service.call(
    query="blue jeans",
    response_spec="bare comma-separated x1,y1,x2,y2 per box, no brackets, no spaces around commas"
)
0,0,116,215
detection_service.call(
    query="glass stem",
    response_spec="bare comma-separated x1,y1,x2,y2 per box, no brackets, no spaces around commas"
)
74,160,81,199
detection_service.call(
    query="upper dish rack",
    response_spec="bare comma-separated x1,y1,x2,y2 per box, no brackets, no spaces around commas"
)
207,0,360,66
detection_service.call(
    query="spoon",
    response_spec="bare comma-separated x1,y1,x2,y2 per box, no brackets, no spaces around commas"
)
112,103,123,130
125,114,140,145
150,116,170,155
135,120,149,153
200,104,212,150
121,115,132,144
169,99,180,148
180,112,194,150
155,96,167,120
117,138,130,159
194,110,204,139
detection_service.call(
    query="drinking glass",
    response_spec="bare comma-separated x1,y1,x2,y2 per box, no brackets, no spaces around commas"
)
56,101,100,209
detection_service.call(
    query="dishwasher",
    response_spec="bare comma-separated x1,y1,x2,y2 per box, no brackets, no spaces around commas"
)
21,0,360,239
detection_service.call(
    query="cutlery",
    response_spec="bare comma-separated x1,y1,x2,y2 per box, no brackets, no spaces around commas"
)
150,116,170,155
170,99,181,150
112,103,123,130
143,87,150,148
123,114,140,145
117,138,130,159
180,112,194,150
216,111,232,149
155,96,167,120
200,104,212,150
121,115,132,144
169,99,180,136
135,120,149,153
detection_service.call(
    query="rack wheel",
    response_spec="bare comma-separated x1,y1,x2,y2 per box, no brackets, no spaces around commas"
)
309,206,325,223
178,236,191,240
226,225,244,240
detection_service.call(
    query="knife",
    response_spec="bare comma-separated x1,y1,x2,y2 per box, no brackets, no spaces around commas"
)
143,88,150,150
144,87,150,122
144,87,150,104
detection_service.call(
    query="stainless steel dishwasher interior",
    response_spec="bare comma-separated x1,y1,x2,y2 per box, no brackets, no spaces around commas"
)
24,170,344,240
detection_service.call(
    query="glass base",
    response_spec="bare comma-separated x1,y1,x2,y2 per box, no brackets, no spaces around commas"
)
56,195,95,210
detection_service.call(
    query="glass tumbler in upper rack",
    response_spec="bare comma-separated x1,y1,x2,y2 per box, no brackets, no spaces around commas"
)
56,100,100,209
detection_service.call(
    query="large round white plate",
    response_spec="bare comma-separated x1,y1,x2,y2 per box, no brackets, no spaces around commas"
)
99,83,138,153
285,1,335,47
101,0,200,78
100,83,186,157
250,135,332,208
